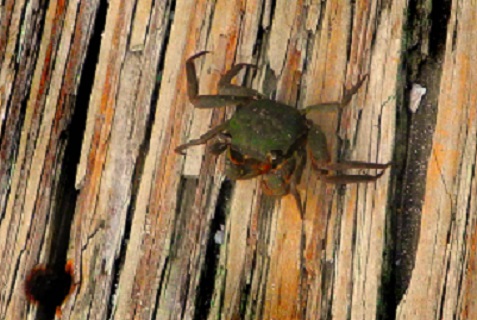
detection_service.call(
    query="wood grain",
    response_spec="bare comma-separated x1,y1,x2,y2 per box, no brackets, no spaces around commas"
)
1,0,476,320
397,2,477,318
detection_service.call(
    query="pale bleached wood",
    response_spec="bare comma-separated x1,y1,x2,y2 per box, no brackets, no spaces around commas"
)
266,0,401,319
182,0,262,177
301,1,354,319
66,1,139,317
86,0,399,318
346,1,403,319
114,0,265,318
4,0,477,319
222,180,254,316
0,0,23,140
0,0,88,318
63,0,171,319
129,0,154,51
112,0,208,317
460,174,477,319
397,1,477,318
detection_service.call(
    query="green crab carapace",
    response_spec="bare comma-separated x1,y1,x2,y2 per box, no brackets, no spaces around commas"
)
176,52,391,216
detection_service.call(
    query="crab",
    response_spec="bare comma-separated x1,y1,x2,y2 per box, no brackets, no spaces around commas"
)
176,51,391,214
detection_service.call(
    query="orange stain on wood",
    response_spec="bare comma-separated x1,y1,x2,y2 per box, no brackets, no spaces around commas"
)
461,219,477,318
262,10,309,313
82,0,128,211
264,195,303,319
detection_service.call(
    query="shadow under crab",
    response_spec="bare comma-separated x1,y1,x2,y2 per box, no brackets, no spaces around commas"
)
176,51,391,216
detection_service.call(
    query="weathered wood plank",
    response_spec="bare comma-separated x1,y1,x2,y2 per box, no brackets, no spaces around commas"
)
397,1,477,318
2,0,477,319
63,0,171,319
0,0,97,318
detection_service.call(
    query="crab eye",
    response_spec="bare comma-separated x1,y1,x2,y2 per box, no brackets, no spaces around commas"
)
269,150,284,167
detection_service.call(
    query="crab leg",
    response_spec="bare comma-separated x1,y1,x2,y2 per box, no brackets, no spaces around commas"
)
310,157,390,182
310,158,391,184
317,161,392,171
317,169,388,184
218,63,264,98
289,150,307,218
175,120,230,155
186,51,260,109
290,182,304,217
302,74,369,114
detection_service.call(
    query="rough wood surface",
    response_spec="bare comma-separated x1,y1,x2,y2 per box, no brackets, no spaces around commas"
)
397,1,477,318
0,0,476,320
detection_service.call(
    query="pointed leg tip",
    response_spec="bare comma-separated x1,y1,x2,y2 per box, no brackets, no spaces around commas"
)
340,73,370,105
290,187,304,219
188,51,212,62
174,147,186,155
239,63,258,69
356,73,369,88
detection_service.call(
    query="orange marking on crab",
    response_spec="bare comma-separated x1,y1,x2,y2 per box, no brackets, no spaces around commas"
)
255,161,272,174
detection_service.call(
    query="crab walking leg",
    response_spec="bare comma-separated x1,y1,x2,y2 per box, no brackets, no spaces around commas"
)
289,150,307,218
175,120,230,155
302,74,369,114
306,123,391,183
290,182,304,217
186,51,260,109
339,74,369,105
219,63,256,86
218,63,264,98
301,102,342,114
318,161,392,171
186,51,209,100
317,170,387,184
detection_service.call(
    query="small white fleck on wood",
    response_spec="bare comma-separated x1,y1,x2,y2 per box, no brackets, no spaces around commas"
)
409,83,427,113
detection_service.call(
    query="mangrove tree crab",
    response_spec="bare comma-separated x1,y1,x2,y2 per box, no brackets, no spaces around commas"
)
176,51,391,214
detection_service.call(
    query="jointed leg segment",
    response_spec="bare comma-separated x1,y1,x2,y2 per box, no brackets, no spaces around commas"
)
302,74,369,115
310,159,391,184
185,51,262,109
175,120,230,155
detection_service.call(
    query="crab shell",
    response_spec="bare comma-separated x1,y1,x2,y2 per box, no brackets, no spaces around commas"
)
226,100,324,196
228,99,309,163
